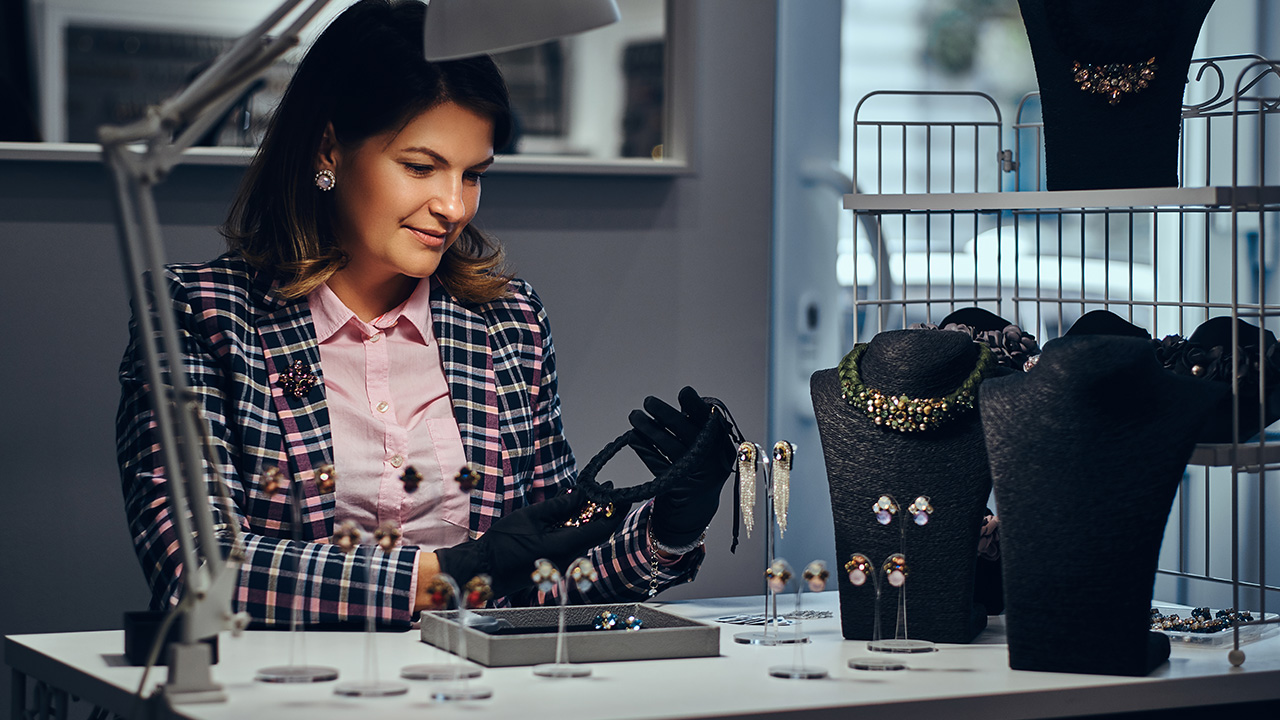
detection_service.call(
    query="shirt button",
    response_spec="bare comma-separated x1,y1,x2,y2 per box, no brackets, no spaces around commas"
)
368,333,382,343
376,401,389,413
389,455,404,468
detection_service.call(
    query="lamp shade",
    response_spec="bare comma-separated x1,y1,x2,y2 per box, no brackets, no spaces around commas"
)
423,0,621,61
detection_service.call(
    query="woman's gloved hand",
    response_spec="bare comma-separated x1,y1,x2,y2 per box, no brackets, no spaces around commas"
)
435,491,629,598
628,386,737,551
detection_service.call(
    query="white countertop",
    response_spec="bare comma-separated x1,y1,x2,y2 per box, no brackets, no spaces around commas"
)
7,592,1279,720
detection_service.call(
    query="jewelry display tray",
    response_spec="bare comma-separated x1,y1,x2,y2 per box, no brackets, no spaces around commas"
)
1152,607,1279,648
419,603,720,667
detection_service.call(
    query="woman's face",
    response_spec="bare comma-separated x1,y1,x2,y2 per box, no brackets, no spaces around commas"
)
323,101,495,288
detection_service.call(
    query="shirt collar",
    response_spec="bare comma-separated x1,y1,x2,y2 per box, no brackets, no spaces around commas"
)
308,281,354,343
308,278,435,345
394,277,435,342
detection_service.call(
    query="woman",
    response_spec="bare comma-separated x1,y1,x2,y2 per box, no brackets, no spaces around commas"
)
117,0,734,628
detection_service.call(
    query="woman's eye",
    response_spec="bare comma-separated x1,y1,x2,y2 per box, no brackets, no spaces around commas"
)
404,163,433,175
464,171,487,183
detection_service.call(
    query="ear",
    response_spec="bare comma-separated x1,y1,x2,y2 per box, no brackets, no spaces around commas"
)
315,122,340,172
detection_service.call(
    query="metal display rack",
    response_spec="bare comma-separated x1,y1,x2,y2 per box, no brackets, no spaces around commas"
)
842,56,1280,649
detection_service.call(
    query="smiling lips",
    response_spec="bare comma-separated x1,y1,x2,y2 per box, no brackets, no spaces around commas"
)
406,225,448,248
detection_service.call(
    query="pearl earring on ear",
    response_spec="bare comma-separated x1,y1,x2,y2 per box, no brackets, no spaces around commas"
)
315,169,336,191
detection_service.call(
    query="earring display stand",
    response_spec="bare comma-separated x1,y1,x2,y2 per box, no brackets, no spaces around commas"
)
532,572,592,678
867,579,935,654
255,475,339,683
334,542,409,697
847,553,907,671
735,444,806,646
401,574,492,700
768,564,829,679
867,501,935,655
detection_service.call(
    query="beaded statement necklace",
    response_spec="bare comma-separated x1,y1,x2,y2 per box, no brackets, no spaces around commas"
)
837,343,996,433
1072,57,1157,105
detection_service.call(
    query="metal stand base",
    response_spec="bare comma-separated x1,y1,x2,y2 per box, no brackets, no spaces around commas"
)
532,663,592,678
400,664,482,681
734,631,808,645
867,638,936,654
768,665,828,679
849,657,908,671
333,681,409,697
255,665,339,683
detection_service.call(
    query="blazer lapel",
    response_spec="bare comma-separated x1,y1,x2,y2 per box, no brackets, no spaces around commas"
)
431,280,505,536
255,281,334,542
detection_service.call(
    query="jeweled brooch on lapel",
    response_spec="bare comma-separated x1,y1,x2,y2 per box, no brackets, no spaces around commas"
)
277,359,318,398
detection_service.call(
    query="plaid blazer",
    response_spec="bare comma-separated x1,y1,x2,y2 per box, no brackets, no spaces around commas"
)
117,253,701,627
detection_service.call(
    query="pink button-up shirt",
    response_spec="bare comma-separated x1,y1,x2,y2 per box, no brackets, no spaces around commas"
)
309,280,471,567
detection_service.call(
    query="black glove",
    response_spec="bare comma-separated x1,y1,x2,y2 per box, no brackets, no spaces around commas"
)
628,386,736,550
435,490,629,598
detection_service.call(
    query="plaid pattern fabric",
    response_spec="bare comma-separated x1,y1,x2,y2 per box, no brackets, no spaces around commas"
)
117,253,699,628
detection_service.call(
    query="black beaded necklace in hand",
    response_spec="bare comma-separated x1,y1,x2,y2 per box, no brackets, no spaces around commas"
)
568,389,744,556
572,395,743,505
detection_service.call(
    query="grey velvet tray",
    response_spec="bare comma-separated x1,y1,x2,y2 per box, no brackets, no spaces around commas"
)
418,603,720,667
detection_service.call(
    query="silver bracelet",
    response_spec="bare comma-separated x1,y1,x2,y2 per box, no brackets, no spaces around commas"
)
649,525,707,556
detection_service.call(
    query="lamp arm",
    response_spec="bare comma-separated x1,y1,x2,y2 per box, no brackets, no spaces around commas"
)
98,0,334,658
164,0,328,127
104,147,203,588
99,0,331,151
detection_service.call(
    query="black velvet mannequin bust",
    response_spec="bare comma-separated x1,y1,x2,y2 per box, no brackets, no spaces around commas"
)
1018,0,1214,190
980,334,1226,676
811,329,999,644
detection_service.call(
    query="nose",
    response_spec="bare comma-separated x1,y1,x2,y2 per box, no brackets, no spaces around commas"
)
427,174,466,224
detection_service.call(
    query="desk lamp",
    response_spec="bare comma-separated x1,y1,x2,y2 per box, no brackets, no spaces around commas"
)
99,0,620,705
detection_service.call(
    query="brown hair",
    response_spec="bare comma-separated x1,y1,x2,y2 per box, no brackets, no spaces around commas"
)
223,0,514,304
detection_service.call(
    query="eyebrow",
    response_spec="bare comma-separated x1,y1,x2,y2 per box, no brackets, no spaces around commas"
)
402,147,494,170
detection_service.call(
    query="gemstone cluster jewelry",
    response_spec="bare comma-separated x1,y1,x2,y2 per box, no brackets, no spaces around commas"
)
277,359,318,398
837,343,995,432
563,500,615,528
1150,607,1254,634
872,495,898,525
1072,57,1157,105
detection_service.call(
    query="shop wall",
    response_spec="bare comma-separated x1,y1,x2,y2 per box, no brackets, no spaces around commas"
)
0,0,776,710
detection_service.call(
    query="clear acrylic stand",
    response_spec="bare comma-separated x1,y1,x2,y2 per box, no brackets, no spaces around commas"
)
866,500,935,654
533,569,591,678
867,573,935,654
255,474,338,683
768,561,828,679
735,445,804,646
847,553,907,671
401,574,491,700
334,540,408,696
